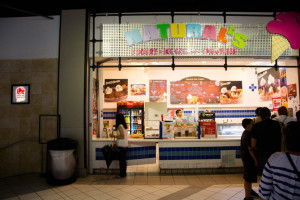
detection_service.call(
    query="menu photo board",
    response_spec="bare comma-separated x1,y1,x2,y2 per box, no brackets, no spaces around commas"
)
220,81,243,104
149,80,167,102
11,84,30,104
104,79,128,102
257,68,280,102
131,84,146,96
170,80,220,104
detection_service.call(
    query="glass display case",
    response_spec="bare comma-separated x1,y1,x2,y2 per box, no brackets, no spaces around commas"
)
117,101,144,135
217,123,243,137
144,120,160,139
160,121,199,139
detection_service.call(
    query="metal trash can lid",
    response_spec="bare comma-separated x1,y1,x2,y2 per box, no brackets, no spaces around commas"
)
47,138,77,150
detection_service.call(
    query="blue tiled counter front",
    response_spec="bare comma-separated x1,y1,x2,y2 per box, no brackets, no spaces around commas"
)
159,139,242,169
96,146,156,161
91,138,242,173
91,139,157,171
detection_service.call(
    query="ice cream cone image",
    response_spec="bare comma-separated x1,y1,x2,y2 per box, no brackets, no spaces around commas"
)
271,35,290,63
187,94,192,104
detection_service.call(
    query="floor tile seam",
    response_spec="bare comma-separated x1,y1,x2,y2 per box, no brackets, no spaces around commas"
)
200,184,244,200
156,184,212,200
83,190,111,200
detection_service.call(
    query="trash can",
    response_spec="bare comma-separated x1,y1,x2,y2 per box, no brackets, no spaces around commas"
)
46,138,77,185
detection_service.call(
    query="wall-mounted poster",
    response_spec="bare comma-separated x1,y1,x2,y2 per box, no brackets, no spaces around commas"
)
272,97,281,111
287,84,297,98
92,79,98,136
170,81,220,104
257,68,280,101
287,84,298,117
11,84,30,104
149,80,167,102
279,68,288,107
220,81,243,104
131,84,146,95
104,79,128,102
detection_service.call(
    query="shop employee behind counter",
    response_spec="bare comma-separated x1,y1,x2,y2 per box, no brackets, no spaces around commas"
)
174,110,183,123
174,110,183,135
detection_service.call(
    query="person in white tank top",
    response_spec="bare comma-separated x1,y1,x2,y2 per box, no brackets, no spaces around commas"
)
116,124,128,147
114,113,128,177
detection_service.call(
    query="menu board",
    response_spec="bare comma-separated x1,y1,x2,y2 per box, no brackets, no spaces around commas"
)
170,81,220,104
104,79,128,102
149,80,167,102
257,68,280,101
220,81,243,104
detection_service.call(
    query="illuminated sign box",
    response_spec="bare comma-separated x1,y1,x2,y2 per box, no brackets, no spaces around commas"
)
11,84,30,104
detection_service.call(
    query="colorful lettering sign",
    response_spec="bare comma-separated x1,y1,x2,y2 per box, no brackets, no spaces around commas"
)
124,23,248,49
102,23,295,57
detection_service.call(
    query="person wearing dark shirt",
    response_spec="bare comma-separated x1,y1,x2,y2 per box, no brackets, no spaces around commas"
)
296,110,300,121
253,107,262,124
251,107,282,175
241,118,259,200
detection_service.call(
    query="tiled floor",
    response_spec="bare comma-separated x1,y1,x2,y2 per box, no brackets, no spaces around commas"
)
0,162,261,200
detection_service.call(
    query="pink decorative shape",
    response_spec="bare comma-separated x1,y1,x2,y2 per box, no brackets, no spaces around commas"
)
266,12,300,49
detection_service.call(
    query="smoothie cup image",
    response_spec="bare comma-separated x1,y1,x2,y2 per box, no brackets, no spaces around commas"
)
192,96,198,104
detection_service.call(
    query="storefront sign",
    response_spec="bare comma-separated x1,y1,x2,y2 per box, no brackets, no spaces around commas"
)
11,84,30,104
267,12,300,62
124,24,247,49
102,23,295,57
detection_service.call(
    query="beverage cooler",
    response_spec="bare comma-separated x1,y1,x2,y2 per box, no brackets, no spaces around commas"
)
117,101,144,135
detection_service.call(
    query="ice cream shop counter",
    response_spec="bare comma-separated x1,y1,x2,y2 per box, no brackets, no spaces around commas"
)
90,122,243,173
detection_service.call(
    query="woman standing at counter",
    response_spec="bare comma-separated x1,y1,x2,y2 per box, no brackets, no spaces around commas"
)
111,113,128,178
